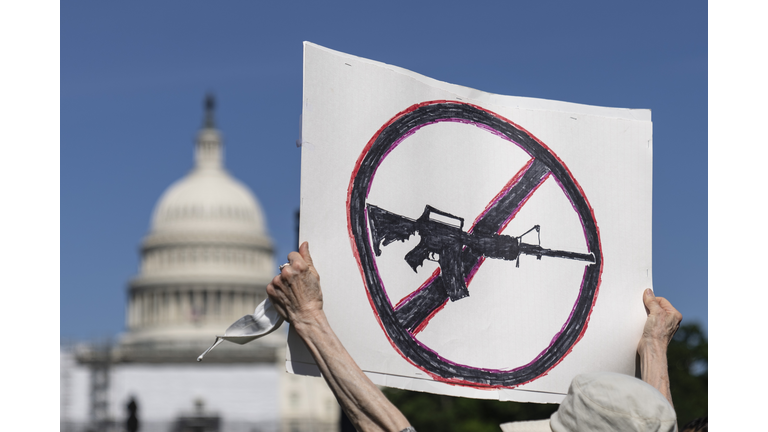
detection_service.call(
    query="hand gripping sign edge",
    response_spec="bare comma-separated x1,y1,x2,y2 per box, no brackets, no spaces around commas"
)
346,100,603,389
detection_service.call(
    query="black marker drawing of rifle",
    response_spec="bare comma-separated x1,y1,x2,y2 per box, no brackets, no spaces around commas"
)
367,204,595,302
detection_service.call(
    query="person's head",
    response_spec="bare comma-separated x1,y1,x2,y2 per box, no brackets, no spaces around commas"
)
500,372,677,432
681,416,707,432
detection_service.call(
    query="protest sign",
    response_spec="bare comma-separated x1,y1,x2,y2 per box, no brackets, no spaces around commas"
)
287,42,652,403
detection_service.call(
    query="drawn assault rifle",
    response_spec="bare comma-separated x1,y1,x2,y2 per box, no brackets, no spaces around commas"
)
367,204,595,302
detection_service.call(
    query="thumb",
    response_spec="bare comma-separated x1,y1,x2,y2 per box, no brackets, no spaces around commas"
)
299,241,314,266
643,288,657,312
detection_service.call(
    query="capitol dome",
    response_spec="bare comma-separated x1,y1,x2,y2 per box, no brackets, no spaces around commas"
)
150,129,268,236
119,96,279,363
67,96,340,432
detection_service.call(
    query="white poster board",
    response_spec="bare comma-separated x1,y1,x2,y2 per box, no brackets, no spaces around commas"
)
288,42,652,403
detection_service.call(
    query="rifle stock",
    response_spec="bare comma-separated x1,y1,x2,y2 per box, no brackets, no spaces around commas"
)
367,205,418,256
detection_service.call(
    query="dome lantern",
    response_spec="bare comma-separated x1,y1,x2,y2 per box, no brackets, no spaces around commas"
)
195,94,224,170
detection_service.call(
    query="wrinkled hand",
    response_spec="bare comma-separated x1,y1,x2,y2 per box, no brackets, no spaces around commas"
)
638,288,682,355
266,242,324,326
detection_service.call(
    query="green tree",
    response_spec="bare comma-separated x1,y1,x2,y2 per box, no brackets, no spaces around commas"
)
383,388,558,432
384,322,707,431
668,322,708,426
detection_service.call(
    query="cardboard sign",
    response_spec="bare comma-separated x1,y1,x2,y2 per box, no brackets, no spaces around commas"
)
287,42,652,403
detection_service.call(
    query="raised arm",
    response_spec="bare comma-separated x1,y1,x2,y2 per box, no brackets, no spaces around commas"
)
267,242,412,432
637,288,682,408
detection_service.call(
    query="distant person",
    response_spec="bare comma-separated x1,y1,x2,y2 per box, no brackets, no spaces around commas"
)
126,397,139,432
267,242,683,432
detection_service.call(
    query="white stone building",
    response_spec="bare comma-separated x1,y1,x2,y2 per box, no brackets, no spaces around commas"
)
61,97,339,432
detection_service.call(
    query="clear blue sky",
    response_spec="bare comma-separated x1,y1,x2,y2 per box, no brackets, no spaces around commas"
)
61,1,707,341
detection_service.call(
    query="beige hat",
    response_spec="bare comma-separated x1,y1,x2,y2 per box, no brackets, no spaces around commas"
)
500,372,677,432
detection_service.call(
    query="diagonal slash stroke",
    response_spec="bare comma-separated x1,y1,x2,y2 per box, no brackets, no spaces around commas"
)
394,157,551,333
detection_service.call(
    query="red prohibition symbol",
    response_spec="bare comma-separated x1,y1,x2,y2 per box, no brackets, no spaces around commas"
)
347,101,603,389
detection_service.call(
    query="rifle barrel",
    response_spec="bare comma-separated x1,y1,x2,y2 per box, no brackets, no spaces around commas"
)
518,243,595,263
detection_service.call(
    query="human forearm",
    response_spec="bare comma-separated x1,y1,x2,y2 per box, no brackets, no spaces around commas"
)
637,289,681,409
269,243,411,432
293,310,411,432
638,340,673,408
